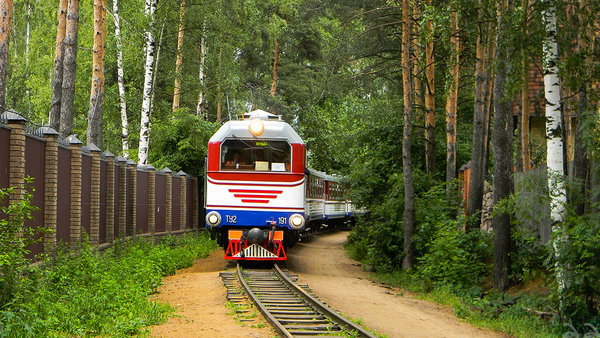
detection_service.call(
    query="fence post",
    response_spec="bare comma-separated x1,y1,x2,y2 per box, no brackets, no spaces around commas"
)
88,144,101,245
164,167,172,233
178,171,186,229
115,156,127,238
41,127,59,252
103,151,115,243
146,164,156,236
3,110,27,208
67,135,83,249
127,159,137,236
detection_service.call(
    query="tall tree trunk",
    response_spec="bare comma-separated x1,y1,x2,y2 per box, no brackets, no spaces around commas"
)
196,20,207,118
520,0,532,172
270,39,279,97
172,0,185,112
492,0,514,292
412,2,423,127
138,0,157,165
445,10,460,184
113,0,128,157
482,22,496,178
59,0,80,138
467,5,488,228
401,0,415,271
573,0,589,216
87,0,107,148
49,0,68,131
541,0,567,295
0,0,13,111
150,19,166,117
216,48,222,122
25,1,31,116
424,0,435,176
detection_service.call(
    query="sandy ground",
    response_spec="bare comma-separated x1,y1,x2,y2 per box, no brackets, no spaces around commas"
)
150,230,504,337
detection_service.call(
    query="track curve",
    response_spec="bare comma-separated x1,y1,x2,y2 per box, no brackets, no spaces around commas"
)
233,263,377,337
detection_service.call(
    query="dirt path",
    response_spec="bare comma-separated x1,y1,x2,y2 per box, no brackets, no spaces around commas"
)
151,230,504,337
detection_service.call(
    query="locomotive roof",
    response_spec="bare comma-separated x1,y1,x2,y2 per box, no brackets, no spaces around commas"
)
209,109,304,144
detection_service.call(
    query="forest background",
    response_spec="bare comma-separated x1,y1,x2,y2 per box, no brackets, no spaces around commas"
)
1,0,600,335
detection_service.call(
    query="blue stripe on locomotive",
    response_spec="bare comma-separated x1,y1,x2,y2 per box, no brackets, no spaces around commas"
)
206,209,304,230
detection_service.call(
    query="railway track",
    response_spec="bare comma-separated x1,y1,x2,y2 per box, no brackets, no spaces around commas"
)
221,263,377,337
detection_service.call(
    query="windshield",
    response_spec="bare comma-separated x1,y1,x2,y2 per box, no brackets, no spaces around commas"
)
221,139,291,172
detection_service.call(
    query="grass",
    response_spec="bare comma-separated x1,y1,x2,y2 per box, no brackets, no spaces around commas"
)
0,231,218,337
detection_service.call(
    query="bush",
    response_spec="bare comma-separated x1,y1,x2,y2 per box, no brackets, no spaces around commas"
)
417,218,492,291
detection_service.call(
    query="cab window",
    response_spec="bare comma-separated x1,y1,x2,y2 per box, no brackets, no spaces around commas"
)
221,139,291,171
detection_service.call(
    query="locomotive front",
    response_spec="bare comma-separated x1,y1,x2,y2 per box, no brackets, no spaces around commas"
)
205,110,306,260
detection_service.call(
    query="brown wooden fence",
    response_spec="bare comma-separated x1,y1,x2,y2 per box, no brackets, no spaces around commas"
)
0,110,202,257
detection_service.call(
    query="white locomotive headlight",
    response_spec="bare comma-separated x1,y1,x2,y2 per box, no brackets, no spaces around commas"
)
289,214,305,230
206,211,221,227
249,119,265,137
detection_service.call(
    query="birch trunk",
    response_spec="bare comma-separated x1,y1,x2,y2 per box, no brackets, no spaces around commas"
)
0,0,13,111
25,1,31,115
172,0,185,112
492,0,514,292
138,0,157,165
150,20,166,117
113,0,128,157
49,0,68,131
196,20,207,118
424,0,435,175
541,0,567,296
445,10,460,184
541,0,566,224
59,0,80,138
401,0,415,271
270,39,279,97
87,0,107,148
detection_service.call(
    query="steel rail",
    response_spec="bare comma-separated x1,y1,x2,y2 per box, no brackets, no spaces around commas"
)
236,263,293,338
273,263,377,338
235,262,376,337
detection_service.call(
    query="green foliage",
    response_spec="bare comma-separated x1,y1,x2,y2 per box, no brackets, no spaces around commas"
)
0,232,217,336
0,181,44,308
149,109,220,174
417,218,492,292
550,211,600,328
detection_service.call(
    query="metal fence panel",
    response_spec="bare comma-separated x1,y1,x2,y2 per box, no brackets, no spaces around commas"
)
81,154,91,237
57,146,71,244
25,136,46,257
155,174,166,233
136,170,149,234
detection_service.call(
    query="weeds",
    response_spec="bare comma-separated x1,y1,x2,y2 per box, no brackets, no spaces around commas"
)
0,232,217,336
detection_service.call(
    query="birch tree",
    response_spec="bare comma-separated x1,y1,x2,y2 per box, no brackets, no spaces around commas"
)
59,0,80,138
541,0,566,225
0,0,13,111
196,20,207,118
401,0,415,270
172,0,186,112
138,0,158,165
87,0,107,148
49,0,68,131
112,0,128,157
